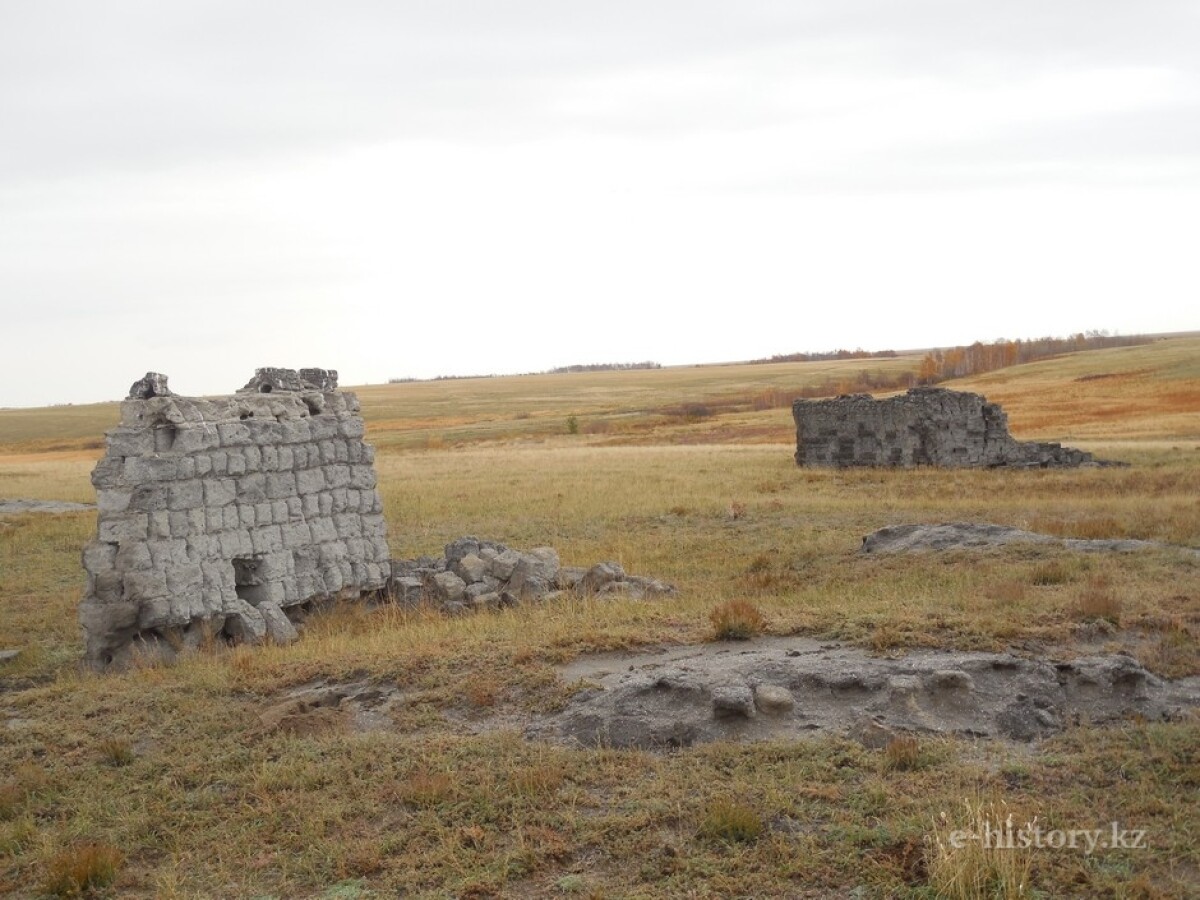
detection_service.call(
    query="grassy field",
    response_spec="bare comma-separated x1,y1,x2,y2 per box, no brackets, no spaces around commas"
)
0,338,1198,897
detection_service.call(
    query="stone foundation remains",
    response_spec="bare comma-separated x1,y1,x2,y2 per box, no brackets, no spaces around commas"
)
79,369,390,669
793,387,1096,468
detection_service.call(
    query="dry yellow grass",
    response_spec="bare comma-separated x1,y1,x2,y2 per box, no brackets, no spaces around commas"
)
0,335,1197,896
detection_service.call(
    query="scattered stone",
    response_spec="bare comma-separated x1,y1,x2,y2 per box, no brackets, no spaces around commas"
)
0,649,21,664
259,600,299,644
794,387,1116,469
581,562,625,593
861,522,1199,557
225,598,267,645
430,571,467,604
385,537,675,615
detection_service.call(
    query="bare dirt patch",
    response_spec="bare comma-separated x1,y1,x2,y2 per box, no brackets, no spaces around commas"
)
860,521,1200,556
531,637,1200,750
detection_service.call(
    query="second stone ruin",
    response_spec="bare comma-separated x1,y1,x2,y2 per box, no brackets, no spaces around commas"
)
793,387,1098,468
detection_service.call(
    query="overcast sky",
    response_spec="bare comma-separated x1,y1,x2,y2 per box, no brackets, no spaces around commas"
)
2,1,1197,408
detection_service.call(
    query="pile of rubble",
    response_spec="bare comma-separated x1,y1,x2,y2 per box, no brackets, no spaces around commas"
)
387,536,675,614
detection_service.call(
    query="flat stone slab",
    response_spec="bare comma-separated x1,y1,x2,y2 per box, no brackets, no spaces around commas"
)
530,637,1200,750
861,522,1199,557
0,498,95,515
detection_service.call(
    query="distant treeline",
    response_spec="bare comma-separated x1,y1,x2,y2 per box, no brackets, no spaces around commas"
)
548,361,662,374
914,331,1152,384
386,332,1151,387
750,348,900,364
386,361,662,383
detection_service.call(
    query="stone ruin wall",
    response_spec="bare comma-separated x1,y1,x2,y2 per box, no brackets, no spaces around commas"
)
793,387,1095,469
79,368,390,669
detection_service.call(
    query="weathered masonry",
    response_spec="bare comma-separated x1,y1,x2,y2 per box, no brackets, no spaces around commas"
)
793,387,1096,469
79,368,390,669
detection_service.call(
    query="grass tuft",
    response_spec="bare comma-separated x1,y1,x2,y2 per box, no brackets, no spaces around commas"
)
926,799,1034,899
1075,576,1122,625
699,797,764,844
1030,561,1072,586
98,737,135,767
42,841,123,898
709,599,766,640
397,771,453,808
882,734,923,772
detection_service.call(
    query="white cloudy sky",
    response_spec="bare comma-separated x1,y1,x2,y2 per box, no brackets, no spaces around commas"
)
1,1,1197,407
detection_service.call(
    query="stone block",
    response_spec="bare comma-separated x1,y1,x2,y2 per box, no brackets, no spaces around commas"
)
317,492,334,516
124,456,179,483
226,449,247,476
282,521,313,549
106,427,155,457
217,422,251,447
115,542,153,572
98,513,150,543
325,465,351,488
237,473,266,504
309,417,339,441
123,570,168,602
334,514,362,539
225,597,267,645
340,417,365,439
266,472,297,500
97,488,133,515
296,468,325,494
168,510,192,537
90,456,126,489
259,600,299,644
243,445,262,471
251,525,284,555
82,540,118,575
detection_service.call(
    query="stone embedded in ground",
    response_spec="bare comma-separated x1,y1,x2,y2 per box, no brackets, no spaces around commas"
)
860,522,1198,557
711,683,756,719
532,637,1200,750
753,684,795,714
78,368,389,670
0,649,21,664
793,387,1106,469
850,716,898,750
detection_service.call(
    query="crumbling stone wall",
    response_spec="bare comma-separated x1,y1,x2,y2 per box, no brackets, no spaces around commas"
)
793,387,1095,468
80,368,390,668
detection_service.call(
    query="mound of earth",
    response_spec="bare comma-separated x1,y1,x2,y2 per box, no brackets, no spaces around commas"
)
530,637,1199,750
0,498,95,515
860,522,1199,556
